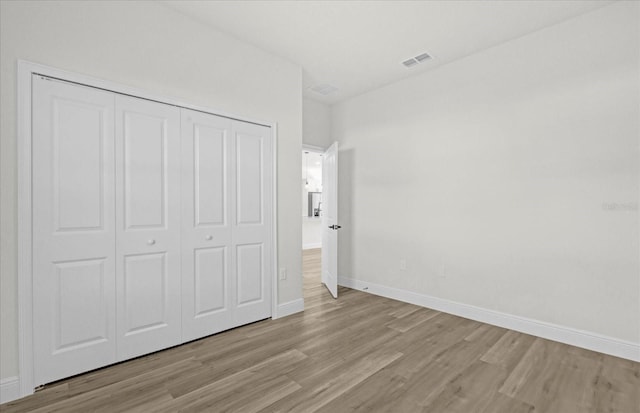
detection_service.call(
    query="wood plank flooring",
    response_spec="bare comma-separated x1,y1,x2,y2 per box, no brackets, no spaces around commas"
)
2,248,638,412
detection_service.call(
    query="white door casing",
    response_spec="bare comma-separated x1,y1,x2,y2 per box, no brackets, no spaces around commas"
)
114,95,182,360
321,142,339,298
32,76,117,385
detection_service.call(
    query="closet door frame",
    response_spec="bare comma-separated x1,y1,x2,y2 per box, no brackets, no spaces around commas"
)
16,60,279,398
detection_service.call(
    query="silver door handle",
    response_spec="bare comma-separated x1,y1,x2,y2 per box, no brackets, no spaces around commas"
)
147,239,156,245
205,235,213,241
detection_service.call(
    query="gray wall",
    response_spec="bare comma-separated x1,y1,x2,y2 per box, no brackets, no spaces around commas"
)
303,97,332,149
332,2,639,344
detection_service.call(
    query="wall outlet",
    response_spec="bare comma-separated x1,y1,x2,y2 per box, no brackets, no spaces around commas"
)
399,259,407,271
279,268,287,280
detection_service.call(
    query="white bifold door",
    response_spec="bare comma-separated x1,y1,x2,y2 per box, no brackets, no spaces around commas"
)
181,109,272,342
32,76,118,385
114,95,182,360
32,75,272,386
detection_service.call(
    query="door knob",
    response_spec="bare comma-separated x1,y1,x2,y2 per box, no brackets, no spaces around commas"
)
328,225,342,230
205,235,213,241
147,239,156,245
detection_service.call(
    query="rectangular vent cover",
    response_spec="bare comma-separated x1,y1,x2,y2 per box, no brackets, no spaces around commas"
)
402,52,432,68
402,59,419,67
415,53,431,62
309,84,339,96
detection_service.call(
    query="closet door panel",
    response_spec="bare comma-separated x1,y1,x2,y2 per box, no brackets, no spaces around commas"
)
123,111,168,229
123,252,168,334
115,95,181,360
32,76,117,386
232,121,272,325
195,126,226,226
194,247,227,315
53,259,108,348
53,101,106,231
236,243,263,305
236,134,263,225
181,109,235,341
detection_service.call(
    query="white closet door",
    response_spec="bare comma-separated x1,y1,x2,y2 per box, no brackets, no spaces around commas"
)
181,109,235,341
32,76,117,385
232,121,272,325
115,95,181,360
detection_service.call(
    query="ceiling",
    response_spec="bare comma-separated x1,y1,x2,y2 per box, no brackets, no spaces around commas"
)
161,0,613,105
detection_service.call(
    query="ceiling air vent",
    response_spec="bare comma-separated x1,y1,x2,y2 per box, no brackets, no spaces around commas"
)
402,52,432,68
415,53,432,62
309,84,339,96
402,58,419,68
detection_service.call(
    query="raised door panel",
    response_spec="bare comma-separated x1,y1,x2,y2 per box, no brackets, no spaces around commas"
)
181,109,234,342
123,253,168,335
236,243,263,306
123,112,167,229
236,134,263,226
115,95,181,360
194,247,227,316
32,76,116,385
195,124,227,227
53,258,109,353
54,101,106,232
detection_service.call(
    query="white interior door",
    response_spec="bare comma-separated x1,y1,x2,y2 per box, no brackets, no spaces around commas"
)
321,142,339,298
115,95,182,360
232,120,273,325
181,109,236,342
32,76,117,385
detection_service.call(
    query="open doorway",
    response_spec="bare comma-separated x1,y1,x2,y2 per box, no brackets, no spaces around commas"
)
302,143,339,299
302,149,324,249
302,147,325,297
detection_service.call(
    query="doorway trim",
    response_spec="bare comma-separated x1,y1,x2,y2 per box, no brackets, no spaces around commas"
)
302,143,326,153
16,60,279,399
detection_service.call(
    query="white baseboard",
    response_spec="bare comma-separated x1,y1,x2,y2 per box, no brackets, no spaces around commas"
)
339,276,640,362
303,243,321,250
0,376,21,404
274,298,305,319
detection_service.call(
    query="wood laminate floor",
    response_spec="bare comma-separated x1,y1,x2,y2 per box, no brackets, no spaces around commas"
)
2,248,638,412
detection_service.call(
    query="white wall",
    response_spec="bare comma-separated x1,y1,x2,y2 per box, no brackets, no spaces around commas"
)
303,217,323,250
0,0,303,381
303,97,332,148
332,2,639,345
